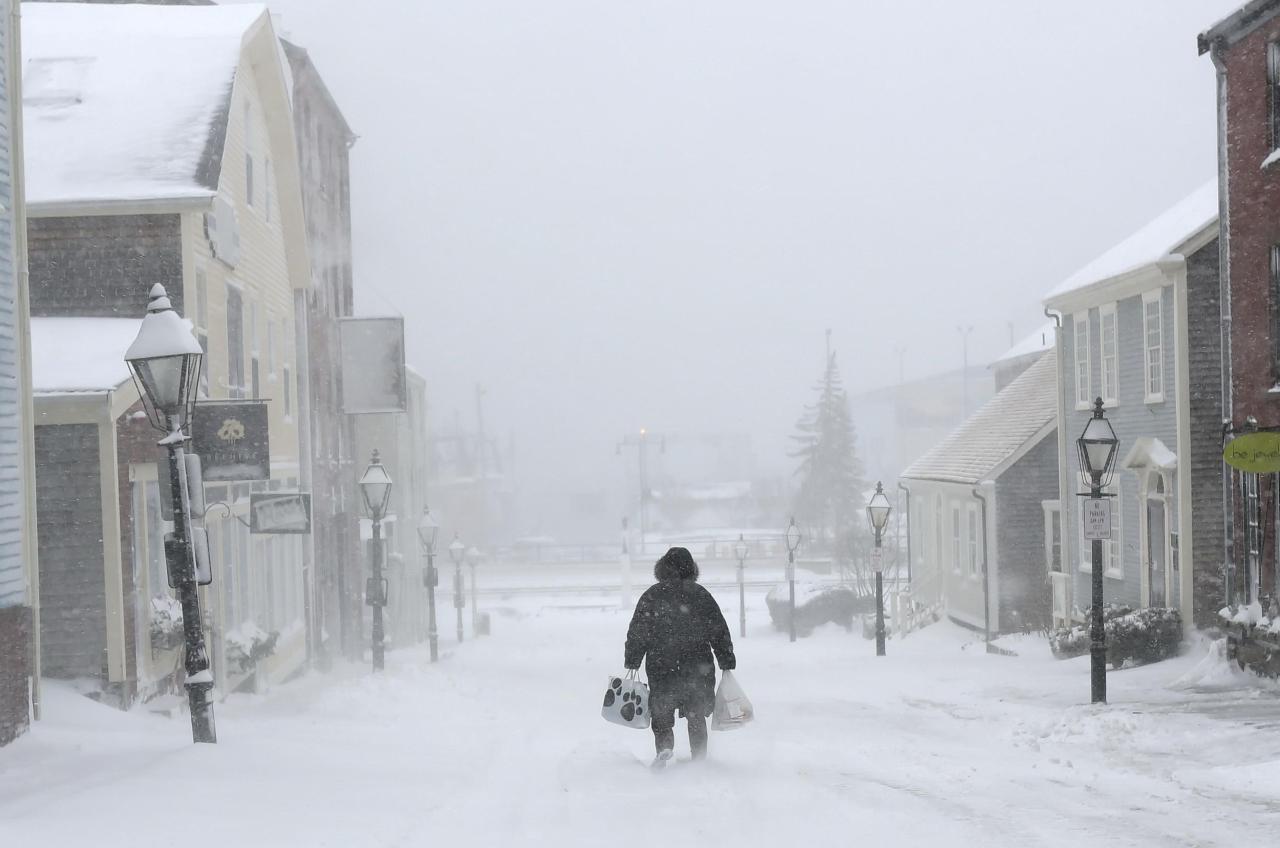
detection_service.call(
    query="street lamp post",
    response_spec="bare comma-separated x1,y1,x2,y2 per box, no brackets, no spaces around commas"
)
466,546,481,632
358,451,394,672
1077,398,1119,705
867,481,893,658
785,518,802,643
733,534,749,638
449,535,466,642
417,507,440,663
125,284,215,744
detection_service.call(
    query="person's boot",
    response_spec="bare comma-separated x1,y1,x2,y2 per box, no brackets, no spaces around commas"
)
688,715,708,761
652,728,675,769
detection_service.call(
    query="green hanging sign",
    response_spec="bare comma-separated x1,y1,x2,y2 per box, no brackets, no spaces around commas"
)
1223,431,1280,473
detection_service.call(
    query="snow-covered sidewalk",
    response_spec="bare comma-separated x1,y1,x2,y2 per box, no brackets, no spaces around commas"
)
2,593,1279,847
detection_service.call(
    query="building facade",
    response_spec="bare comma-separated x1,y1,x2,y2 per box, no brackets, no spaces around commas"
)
1201,1,1280,617
1044,182,1219,631
283,40,363,663
0,0,38,747
900,352,1058,634
24,4,313,703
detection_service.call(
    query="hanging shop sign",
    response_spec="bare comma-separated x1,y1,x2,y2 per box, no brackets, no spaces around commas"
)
191,401,270,482
339,317,407,414
249,493,312,535
1223,431,1280,474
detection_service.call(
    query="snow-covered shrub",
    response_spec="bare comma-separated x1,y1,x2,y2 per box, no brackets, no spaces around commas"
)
1218,600,1280,678
225,621,279,673
149,595,184,651
1049,605,1181,667
765,583,872,637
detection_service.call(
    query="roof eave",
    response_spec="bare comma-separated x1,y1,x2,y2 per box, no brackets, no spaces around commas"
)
28,194,214,218
1199,0,1280,55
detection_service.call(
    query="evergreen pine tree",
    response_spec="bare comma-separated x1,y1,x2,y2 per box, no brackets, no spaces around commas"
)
790,341,867,551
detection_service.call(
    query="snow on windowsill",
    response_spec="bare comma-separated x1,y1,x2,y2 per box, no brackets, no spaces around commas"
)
1264,148,1280,170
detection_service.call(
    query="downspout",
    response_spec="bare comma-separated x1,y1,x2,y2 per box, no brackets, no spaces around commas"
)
897,481,911,583
972,486,991,648
1211,44,1236,607
1046,307,1069,614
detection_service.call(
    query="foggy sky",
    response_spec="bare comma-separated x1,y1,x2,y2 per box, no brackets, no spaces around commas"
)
233,0,1237,516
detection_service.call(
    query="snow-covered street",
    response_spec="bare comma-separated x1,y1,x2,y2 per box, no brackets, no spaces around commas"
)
3,585,1279,848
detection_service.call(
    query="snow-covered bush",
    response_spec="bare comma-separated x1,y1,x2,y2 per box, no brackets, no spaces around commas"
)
1049,605,1182,668
765,583,872,637
1218,600,1280,678
225,621,279,673
149,595,184,651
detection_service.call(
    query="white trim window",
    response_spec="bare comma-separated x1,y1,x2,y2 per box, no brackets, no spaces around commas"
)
1099,302,1118,406
967,504,980,578
1042,500,1062,573
1074,312,1091,408
951,505,962,573
1143,290,1164,402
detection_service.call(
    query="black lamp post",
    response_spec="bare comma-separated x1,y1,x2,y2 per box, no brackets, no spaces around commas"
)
125,284,215,744
1077,398,1119,705
417,507,440,663
867,481,893,657
785,518,802,643
466,545,481,633
734,534,749,638
358,450,393,672
449,535,466,642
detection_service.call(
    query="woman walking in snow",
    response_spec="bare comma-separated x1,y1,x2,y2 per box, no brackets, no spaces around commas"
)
624,546,736,766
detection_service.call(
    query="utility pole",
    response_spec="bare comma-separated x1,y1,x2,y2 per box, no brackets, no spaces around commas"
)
617,429,664,557
958,325,974,421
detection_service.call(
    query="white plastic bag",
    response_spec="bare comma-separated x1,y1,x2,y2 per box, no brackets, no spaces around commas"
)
712,670,754,731
601,670,651,730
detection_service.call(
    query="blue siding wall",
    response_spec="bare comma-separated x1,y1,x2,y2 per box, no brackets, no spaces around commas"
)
0,0,22,610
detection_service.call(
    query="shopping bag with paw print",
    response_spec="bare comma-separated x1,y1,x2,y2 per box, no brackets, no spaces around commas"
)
601,670,650,729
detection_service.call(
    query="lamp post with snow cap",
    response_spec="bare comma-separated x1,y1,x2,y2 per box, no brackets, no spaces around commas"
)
734,534,750,638
359,450,393,672
785,518,802,643
125,284,215,744
867,482,893,657
1077,398,1119,705
449,535,466,642
417,507,441,663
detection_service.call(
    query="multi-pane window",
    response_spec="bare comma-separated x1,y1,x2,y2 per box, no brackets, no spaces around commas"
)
967,505,980,577
1074,313,1090,407
1099,303,1118,405
1270,246,1280,380
1043,502,1062,573
250,302,260,399
951,505,962,572
1143,291,1164,401
195,269,209,396
226,286,245,399
1245,472,1263,603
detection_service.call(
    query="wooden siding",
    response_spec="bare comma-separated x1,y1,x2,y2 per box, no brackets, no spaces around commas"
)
0,0,21,609
34,424,107,678
1060,278,1183,612
994,434,1057,630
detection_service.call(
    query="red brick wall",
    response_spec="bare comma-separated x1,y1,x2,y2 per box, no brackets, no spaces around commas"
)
1224,19,1280,426
0,604,32,746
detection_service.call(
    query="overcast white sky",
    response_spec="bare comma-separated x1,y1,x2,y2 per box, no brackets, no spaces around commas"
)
236,0,1238,503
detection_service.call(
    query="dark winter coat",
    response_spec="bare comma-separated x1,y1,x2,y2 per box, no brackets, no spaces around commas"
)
624,549,736,718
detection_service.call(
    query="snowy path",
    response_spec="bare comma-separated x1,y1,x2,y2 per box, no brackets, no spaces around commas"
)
3,592,1280,847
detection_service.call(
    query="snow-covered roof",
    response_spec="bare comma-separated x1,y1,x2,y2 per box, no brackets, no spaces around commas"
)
995,322,1054,365
22,3,267,209
900,349,1057,485
31,317,141,394
1045,180,1218,301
